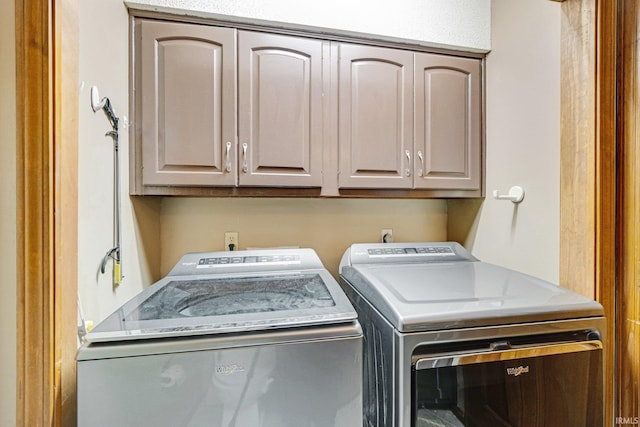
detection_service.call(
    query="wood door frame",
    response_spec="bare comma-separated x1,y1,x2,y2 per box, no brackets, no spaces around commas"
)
616,0,640,420
560,0,616,424
15,0,78,425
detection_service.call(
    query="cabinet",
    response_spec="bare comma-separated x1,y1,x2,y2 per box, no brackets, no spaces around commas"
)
137,20,237,188
414,53,481,190
132,18,483,196
338,44,414,189
338,45,481,191
134,20,324,192
238,31,324,187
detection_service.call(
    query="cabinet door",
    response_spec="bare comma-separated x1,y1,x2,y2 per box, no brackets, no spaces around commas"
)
138,20,237,187
338,44,414,189
238,31,324,187
414,54,481,190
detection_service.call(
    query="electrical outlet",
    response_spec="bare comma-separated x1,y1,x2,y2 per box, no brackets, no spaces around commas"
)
381,229,393,243
224,232,239,251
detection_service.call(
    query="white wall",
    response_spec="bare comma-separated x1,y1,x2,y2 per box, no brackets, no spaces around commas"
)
126,0,491,52
452,0,561,283
0,0,16,424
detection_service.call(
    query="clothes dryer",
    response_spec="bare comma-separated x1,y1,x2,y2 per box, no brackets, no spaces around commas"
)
339,242,604,427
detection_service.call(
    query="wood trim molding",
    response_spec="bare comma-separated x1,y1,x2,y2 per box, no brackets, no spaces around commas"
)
15,0,79,425
53,0,79,425
15,0,54,424
560,0,616,423
594,0,617,424
560,1,597,298
616,0,640,420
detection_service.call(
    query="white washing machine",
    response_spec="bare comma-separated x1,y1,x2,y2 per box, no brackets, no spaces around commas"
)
339,242,605,427
77,248,362,427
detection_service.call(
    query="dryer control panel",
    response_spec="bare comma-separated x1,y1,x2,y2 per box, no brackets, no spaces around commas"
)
367,246,454,256
342,242,477,268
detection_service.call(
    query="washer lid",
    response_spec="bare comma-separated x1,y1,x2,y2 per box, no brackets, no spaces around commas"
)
340,243,604,332
87,249,357,343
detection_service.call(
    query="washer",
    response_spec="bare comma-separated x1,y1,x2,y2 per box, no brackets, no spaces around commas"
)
339,242,605,427
77,248,362,427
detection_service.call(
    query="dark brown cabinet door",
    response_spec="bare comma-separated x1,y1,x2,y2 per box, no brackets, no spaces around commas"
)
238,31,325,187
338,44,414,189
414,53,481,190
137,20,237,188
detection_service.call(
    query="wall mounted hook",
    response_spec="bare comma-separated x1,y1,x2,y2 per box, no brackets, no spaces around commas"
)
492,186,525,203
91,85,107,112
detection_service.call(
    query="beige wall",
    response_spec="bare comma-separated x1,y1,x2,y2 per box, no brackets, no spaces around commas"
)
450,0,561,283
160,198,447,277
77,0,479,324
1,0,560,423
78,0,562,327
0,0,17,424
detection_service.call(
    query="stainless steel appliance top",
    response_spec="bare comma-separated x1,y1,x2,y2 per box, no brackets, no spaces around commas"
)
339,242,604,332
87,248,357,343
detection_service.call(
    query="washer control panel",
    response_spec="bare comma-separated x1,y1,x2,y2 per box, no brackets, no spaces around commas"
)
197,254,300,267
168,248,322,276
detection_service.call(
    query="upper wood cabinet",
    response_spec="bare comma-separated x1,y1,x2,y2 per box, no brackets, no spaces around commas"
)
337,44,481,191
136,20,237,188
133,20,325,192
414,53,481,190
338,44,414,189
238,31,325,187
131,18,483,196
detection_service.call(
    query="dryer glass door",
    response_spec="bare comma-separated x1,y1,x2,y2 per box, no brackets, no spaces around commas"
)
412,341,603,427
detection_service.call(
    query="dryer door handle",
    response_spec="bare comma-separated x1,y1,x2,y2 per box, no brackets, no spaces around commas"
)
414,340,603,370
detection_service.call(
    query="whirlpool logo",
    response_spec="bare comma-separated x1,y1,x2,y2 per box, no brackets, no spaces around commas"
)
215,364,245,376
506,365,530,377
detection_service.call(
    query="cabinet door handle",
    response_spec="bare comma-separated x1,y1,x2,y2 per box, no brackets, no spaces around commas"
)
417,150,424,177
405,150,411,177
225,141,232,173
242,143,248,173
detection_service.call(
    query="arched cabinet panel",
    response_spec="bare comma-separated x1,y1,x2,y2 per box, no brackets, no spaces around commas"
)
238,32,324,187
338,44,414,189
138,20,237,188
414,54,481,190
